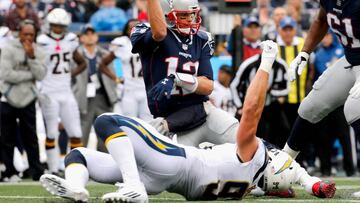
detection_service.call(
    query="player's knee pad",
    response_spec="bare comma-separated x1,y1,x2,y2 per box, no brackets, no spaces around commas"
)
94,114,124,143
298,96,332,123
64,148,87,168
344,97,360,124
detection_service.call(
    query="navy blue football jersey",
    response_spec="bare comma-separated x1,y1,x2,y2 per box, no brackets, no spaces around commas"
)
320,0,360,65
130,23,214,117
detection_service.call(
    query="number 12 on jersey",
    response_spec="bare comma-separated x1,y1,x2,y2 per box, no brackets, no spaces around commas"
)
165,57,199,96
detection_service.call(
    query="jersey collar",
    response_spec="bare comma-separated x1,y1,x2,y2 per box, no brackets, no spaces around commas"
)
169,28,193,46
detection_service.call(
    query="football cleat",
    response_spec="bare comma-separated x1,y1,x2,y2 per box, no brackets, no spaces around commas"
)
40,174,89,202
312,181,336,198
102,182,148,203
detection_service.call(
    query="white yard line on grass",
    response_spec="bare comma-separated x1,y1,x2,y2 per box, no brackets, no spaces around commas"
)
323,177,360,181
0,196,185,201
0,181,104,186
0,196,360,202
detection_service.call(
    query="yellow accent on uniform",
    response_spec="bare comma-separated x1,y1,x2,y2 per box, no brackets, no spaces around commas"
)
70,143,83,148
125,120,169,151
105,132,126,146
277,36,308,104
274,157,293,175
45,140,55,147
65,163,83,169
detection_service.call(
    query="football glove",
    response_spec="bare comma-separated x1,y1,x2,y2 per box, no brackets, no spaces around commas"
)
173,72,198,93
312,181,336,198
148,75,175,101
289,51,309,81
259,40,279,73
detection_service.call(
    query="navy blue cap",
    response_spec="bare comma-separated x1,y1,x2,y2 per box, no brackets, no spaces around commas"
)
244,16,260,27
279,16,297,29
80,24,96,34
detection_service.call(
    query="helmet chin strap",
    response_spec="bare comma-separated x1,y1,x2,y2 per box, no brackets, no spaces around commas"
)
50,31,64,39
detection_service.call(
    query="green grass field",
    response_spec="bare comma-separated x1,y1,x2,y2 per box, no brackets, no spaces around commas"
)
0,177,359,203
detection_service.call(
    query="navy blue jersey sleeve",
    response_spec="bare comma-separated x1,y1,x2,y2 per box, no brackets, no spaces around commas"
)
130,23,159,54
197,31,215,80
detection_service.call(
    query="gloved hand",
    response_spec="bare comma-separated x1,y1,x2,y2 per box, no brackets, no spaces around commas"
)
350,82,360,99
148,75,175,101
288,51,309,81
259,40,279,73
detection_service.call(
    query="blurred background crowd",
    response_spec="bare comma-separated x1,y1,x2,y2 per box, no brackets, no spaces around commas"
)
0,0,358,182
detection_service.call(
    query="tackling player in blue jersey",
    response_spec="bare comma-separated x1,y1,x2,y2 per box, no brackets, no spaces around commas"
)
283,0,360,189
129,0,240,145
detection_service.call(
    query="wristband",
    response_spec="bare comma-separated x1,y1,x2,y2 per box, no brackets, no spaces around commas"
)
258,61,272,73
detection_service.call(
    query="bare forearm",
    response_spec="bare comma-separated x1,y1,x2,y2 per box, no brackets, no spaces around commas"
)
239,70,268,136
71,50,87,77
71,64,86,77
147,0,167,41
194,76,213,95
99,53,117,81
236,70,269,161
302,8,329,53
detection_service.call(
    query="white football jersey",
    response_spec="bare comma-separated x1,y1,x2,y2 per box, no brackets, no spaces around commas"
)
66,115,266,201
168,140,267,200
210,81,237,115
37,33,79,93
126,117,266,200
110,36,145,91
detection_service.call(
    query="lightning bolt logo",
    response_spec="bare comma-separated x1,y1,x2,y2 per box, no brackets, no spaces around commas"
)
124,120,172,152
274,157,293,175
114,116,186,157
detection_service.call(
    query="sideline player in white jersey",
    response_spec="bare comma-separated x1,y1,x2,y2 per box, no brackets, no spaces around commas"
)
99,19,152,121
209,65,237,115
37,8,86,174
39,41,335,203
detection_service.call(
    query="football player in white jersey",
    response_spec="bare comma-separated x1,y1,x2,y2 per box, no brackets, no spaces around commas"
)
37,8,86,174
39,41,335,202
209,65,237,115
99,19,152,121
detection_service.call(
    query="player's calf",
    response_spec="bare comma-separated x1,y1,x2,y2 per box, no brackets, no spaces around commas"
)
45,138,59,174
94,114,145,191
